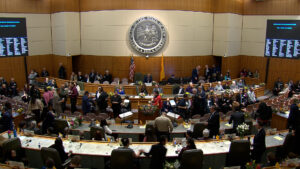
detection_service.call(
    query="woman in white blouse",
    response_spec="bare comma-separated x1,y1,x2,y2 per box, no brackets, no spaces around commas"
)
100,119,113,140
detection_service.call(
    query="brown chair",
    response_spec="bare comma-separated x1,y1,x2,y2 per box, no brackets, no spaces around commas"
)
226,140,251,167
192,122,207,139
53,119,69,135
41,147,70,169
111,149,134,169
1,138,23,162
180,149,204,169
90,126,105,140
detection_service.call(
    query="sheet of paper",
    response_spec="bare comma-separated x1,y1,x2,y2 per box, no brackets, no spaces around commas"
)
274,136,283,141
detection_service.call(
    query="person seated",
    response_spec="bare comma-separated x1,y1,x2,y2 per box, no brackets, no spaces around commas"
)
67,156,81,169
223,82,230,90
206,83,214,92
95,72,102,82
273,78,284,96
152,84,163,94
0,83,9,96
117,138,142,158
47,79,57,88
77,72,84,82
100,119,113,138
89,69,96,83
83,74,89,83
253,70,259,79
41,103,55,134
261,152,278,168
139,83,148,95
224,71,231,81
178,84,185,94
237,79,244,88
209,73,217,82
248,70,253,78
42,158,55,169
144,73,153,83
230,81,238,90
162,98,174,113
0,77,7,86
41,67,49,77
70,72,78,81
115,86,124,95
240,68,248,77
247,88,257,104
102,70,112,83
236,89,248,107
178,138,197,160
186,82,194,93
167,74,176,84
217,73,224,81
8,78,17,97
49,137,72,163
121,96,131,112
214,81,224,91
45,127,57,137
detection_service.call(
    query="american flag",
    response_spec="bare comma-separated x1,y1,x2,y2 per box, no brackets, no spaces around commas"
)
129,55,135,81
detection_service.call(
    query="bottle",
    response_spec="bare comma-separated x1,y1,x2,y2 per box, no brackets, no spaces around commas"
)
7,130,11,139
38,142,41,149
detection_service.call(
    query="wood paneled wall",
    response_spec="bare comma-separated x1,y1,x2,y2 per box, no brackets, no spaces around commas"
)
73,55,217,82
26,55,55,77
52,55,73,79
213,0,243,14
0,0,51,13
0,57,26,88
221,56,241,79
80,0,213,12
243,0,300,15
240,55,267,83
267,58,300,89
51,0,80,13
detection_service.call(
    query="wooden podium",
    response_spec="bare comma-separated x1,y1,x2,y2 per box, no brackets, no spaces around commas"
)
138,105,159,124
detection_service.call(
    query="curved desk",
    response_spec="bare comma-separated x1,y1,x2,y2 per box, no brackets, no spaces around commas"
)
1,130,287,169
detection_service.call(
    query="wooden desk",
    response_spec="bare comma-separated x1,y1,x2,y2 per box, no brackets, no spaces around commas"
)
271,113,288,130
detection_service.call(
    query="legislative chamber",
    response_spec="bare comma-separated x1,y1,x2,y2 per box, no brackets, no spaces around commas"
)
0,0,300,169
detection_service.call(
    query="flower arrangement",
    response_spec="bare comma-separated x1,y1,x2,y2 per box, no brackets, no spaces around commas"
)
164,160,180,169
108,92,114,97
137,81,143,86
139,93,146,98
69,119,79,129
76,116,83,126
139,105,157,116
259,83,265,86
237,123,249,139
246,160,261,169
17,108,24,113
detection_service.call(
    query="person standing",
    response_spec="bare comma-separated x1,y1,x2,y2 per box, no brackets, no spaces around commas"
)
111,90,122,118
141,135,168,169
95,87,108,113
0,102,14,132
229,102,245,133
154,112,173,140
82,91,92,115
152,91,163,110
58,63,66,79
191,65,201,84
28,96,44,123
288,99,300,130
59,84,67,113
69,82,78,113
251,121,266,163
206,105,220,138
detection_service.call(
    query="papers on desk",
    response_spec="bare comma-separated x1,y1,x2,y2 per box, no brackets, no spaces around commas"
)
284,111,290,115
183,124,191,129
145,83,152,86
170,100,176,107
225,123,232,127
145,96,153,99
139,125,146,129
134,96,139,98
119,111,133,119
274,136,283,141
167,112,180,119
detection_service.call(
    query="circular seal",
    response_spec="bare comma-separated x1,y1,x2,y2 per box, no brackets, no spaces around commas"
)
129,16,167,55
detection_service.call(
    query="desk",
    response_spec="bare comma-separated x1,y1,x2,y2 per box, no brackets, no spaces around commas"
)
271,113,288,130
2,131,287,169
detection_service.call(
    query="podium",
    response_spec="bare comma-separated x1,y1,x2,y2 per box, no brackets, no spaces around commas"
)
138,105,159,124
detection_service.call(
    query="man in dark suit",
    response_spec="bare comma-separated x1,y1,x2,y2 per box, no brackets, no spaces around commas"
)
252,121,266,163
41,67,49,77
58,63,66,79
178,94,190,121
0,102,13,132
102,70,112,83
177,85,185,94
273,78,283,96
95,87,108,113
141,135,168,169
288,99,300,130
82,91,92,115
206,105,220,138
111,90,122,118
167,74,176,84
89,69,96,83
191,65,201,84
144,73,153,83
204,65,210,80
229,102,245,133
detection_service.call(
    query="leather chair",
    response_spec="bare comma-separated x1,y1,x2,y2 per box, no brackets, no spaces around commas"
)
144,121,157,142
90,126,105,140
111,149,134,169
192,122,207,139
180,149,204,169
1,138,23,162
134,72,143,83
226,140,251,167
172,84,180,94
41,147,70,169
53,119,69,135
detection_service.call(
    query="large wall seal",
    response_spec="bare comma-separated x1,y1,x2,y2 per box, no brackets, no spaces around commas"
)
129,16,167,55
